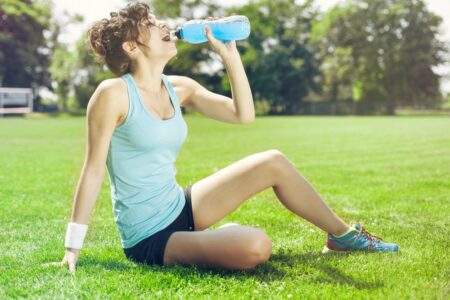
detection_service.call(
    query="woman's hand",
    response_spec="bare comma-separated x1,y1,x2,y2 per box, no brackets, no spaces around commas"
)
204,16,239,61
42,248,80,274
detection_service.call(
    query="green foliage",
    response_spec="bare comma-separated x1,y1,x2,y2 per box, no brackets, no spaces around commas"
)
72,34,114,109
0,0,52,88
49,46,78,112
321,47,354,102
352,78,363,102
3,0,446,115
147,0,223,20
311,0,445,114
254,99,271,116
230,0,320,114
442,94,450,110
1,0,50,25
144,0,234,96
46,9,85,112
145,0,321,114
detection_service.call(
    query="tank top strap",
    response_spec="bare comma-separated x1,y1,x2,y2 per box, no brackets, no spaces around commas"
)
118,73,138,127
161,74,181,110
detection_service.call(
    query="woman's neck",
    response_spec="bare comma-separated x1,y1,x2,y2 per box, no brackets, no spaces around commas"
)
130,60,166,93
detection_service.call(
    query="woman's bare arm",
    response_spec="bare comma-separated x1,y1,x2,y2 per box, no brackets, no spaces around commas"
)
43,79,125,273
70,79,125,225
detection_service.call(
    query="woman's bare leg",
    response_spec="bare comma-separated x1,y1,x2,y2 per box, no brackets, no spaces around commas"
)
164,225,272,269
164,149,349,268
190,149,348,235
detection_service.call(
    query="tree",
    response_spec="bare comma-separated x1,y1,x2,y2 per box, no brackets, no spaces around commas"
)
229,0,321,114
72,34,114,110
311,0,445,114
0,0,52,88
139,0,320,115
143,0,227,94
49,46,77,112
47,11,83,112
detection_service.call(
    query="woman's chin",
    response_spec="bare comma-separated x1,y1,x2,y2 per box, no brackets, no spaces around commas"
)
166,50,177,61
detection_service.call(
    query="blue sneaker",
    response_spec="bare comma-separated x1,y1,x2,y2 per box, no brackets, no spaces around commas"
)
322,223,399,253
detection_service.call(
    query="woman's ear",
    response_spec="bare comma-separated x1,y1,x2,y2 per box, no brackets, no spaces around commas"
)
122,41,137,55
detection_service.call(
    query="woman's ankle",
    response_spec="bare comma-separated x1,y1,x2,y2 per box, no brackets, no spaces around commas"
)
331,225,353,238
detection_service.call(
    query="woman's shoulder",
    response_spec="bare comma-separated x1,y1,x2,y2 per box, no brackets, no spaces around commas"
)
87,78,129,126
166,74,191,88
94,78,128,106
97,77,127,94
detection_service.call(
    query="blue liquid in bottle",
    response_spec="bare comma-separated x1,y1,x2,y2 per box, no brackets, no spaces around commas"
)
172,15,250,44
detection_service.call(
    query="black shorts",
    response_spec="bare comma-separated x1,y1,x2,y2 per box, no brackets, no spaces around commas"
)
123,184,195,266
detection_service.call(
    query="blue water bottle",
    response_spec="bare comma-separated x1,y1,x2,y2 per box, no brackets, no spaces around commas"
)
171,15,250,44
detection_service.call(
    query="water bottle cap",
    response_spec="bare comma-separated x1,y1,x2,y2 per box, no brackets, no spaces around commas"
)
169,30,179,41
172,29,182,40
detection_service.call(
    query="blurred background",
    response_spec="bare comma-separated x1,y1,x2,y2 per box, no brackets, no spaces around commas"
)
1,0,449,116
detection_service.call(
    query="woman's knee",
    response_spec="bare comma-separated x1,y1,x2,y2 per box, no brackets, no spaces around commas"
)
242,229,272,269
262,149,291,176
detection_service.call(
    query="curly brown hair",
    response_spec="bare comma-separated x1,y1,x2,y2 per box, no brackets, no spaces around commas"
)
87,2,155,76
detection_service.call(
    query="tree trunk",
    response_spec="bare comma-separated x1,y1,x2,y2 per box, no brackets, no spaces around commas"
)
386,102,396,115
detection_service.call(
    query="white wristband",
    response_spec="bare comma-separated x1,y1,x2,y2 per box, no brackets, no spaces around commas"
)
64,222,88,249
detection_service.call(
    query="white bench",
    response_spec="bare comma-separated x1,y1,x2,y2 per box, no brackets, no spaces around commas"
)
0,87,33,116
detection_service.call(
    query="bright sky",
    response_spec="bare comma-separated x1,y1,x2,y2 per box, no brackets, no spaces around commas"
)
54,0,450,94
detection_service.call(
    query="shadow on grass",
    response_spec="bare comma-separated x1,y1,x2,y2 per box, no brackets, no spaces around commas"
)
77,256,137,271
270,251,384,290
209,251,383,290
76,251,383,290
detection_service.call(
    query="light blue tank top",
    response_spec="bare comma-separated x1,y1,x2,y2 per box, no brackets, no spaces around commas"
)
106,73,188,249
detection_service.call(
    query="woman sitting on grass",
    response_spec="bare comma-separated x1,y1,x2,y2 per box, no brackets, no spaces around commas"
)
45,2,398,274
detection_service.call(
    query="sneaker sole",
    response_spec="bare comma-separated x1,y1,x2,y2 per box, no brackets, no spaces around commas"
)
322,246,342,254
322,245,399,254
322,246,359,254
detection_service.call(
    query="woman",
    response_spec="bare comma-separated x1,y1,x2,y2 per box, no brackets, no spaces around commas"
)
45,2,397,274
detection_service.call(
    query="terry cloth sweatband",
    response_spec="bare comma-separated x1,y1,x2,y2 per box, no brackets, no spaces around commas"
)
64,222,88,249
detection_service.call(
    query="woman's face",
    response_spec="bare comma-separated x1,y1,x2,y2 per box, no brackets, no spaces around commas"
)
139,14,177,59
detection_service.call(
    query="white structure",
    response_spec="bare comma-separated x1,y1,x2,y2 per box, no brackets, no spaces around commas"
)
0,87,33,116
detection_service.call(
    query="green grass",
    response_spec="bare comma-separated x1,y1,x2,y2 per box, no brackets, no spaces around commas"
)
0,114,449,299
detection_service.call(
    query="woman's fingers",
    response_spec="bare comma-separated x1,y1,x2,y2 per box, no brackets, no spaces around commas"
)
68,260,76,274
205,26,219,49
205,26,211,37
205,26,214,42
67,253,77,274
42,253,77,273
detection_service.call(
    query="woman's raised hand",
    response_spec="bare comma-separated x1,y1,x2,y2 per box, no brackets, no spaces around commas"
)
204,16,238,60
42,248,80,274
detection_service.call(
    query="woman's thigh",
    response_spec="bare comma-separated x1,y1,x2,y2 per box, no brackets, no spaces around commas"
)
190,149,289,231
163,224,272,270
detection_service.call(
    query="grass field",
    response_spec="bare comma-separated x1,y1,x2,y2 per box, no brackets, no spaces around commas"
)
0,114,449,299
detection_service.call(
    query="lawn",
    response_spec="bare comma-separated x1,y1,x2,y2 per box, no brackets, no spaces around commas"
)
0,114,448,299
